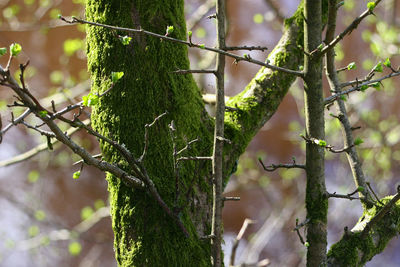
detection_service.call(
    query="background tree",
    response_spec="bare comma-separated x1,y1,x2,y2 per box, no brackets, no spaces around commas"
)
0,0,400,266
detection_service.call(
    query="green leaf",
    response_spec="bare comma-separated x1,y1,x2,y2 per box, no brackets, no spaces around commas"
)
63,38,84,56
49,8,61,19
188,31,192,38
371,82,380,90
94,199,105,210
28,225,40,237
81,206,94,220
82,93,99,107
199,44,205,49
317,43,324,51
41,236,50,246
68,241,82,256
72,171,81,179
340,95,347,101
354,137,364,146
35,210,46,221
3,5,20,19
10,43,22,57
383,58,391,68
119,35,132,46
38,110,48,118
165,25,174,35
5,239,15,249
28,170,40,183
347,62,356,70
318,140,327,147
253,13,264,24
367,2,376,11
195,27,207,38
111,71,124,83
305,242,310,247
357,186,365,192
0,47,7,56
360,85,368,92
24,0,35,5
50,70,63,84
373,62,383,72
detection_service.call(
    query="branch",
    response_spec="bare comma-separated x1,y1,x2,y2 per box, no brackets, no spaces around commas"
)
223,3,307,174
211,0,226,264
314,0,382,58
326,191,360,201
324,70,400,105
230,219,256,266
186,0,215,30
360,187,400,238
172,69,216,75
225,46,268,52
258,158,305,171
59,16,303,77
324,0,374,207
327,189,400,266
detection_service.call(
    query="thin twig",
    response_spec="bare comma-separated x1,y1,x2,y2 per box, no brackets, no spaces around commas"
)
225,46,268,51
326,191,360,201
259,158,305,172
59,16,303,77
177,156,212,162
139,112,168,162
230,219,256,266
366,182,383,205
211,0,226,265
172,69,216,74
313,0,382,58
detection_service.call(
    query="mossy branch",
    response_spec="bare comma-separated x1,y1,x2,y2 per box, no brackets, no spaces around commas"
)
327,192,400,266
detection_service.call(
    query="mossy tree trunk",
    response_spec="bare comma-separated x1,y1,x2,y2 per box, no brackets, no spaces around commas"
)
86,1,215,266
85,0,308,266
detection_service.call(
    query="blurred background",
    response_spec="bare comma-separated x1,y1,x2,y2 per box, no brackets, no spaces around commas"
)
0,0,399,266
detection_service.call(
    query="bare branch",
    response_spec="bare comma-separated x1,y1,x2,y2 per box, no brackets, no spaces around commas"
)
139,112,168,162
186,0,215,30
230,219,256,266
225,46,268,52
172,69,216,75
326,190,360,201
0,120,89,167
211,0,227,264
59,16,303,77
259,157,305,172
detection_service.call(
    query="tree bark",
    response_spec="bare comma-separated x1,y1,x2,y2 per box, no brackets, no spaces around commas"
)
303,0,327,266
86,0,307,265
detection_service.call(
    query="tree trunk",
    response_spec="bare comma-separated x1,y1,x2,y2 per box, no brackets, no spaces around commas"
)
303,0,327,266
86,1,214,265
86,0,307,265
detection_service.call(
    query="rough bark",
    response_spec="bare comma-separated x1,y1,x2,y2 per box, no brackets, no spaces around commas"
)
85,0,306,266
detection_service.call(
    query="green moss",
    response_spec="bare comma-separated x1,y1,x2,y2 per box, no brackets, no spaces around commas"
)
327,196,400,266
284,0,304,28
86,0,213,266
